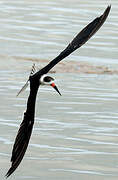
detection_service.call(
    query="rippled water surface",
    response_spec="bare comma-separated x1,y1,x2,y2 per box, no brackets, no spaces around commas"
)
0,0,118,180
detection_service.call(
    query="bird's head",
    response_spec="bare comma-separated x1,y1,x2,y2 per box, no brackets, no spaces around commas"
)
40,74,61,96
16,64,61,97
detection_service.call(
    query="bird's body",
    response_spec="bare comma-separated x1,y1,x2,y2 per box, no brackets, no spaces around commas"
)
6,6,111,178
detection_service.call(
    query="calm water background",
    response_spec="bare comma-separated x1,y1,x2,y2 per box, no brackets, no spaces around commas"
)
0,0,118,179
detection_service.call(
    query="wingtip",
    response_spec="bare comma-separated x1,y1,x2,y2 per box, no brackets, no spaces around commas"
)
5,169,11,179
5,166,16,178
99,5,111,25
108,4,111,9
5,171,10,179
105,5,111,14
5,174,9,179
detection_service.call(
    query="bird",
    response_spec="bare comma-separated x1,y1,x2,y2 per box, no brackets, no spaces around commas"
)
6,5,111,178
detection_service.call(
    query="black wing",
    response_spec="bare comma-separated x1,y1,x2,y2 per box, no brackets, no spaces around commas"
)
5,113,34,178
6,80,39,178
35,5,111,76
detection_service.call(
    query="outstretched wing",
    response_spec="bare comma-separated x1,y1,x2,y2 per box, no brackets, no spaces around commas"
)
6,76,39,178
6,113,34,178
35,5,111,76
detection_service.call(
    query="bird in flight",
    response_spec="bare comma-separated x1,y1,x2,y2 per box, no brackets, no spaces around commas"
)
6,6,111,178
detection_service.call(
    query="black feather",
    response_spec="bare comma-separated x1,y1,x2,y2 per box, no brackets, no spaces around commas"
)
6,80,39,178
5,113,34,178
34,5,111,76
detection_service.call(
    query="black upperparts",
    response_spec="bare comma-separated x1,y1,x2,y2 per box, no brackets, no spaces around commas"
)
33,5,111,76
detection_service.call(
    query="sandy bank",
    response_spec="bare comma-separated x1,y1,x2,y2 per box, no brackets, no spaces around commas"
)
19,56,118,75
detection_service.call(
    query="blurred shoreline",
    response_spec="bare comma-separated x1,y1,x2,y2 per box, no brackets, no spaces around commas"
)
10,55,118,74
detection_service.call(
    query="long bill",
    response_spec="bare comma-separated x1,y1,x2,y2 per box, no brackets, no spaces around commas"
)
51,83,61,96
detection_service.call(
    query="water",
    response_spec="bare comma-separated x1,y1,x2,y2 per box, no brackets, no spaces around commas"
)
0,0,118,179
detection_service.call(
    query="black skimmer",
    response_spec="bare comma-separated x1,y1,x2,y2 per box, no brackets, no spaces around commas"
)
6,6,111,178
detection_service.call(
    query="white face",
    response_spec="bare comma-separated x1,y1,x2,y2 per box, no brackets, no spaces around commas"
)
40,74,54,85
40,74,61,96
